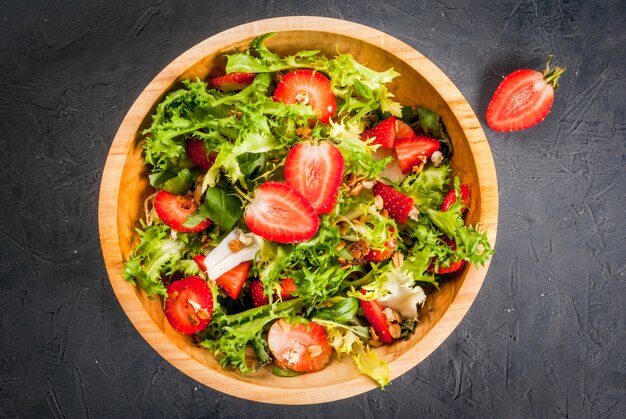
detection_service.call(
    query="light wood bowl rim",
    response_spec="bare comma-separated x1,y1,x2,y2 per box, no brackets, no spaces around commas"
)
98,16,498,404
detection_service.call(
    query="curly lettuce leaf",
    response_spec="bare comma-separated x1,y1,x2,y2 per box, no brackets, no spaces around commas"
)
324,325,390,389
122,222,203,297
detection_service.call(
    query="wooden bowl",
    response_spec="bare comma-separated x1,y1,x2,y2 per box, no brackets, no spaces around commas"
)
98,16,498,404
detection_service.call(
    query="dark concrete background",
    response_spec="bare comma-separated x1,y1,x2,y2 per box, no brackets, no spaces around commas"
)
1,0,624,417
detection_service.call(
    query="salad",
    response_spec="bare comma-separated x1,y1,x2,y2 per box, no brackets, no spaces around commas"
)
122,33,493,388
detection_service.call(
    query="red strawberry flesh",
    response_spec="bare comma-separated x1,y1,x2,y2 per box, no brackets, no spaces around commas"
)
284,142,345,214
268,319,332,373
215,261,250,300
394,136,440,174
361,116,397,148
273,70,336,123
441,184,470,213
186,138,216,170
486,58,565,132
164,276,213,335
395,119,416,139
359,289,393,343
249,278,296,307
211,72,256,92
428,238,467,274
245,182,319,243
154,191,212,232
364,232,397,263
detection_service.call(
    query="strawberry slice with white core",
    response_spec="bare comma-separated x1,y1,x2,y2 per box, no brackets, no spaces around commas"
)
284,142,345,214
394,136,440,174
154,191,212,232
486,57,566,132
210,72,256,92
268,319,332,373
245,182,319,243
361,116,397,148
164,276,213,335
273,70,336,123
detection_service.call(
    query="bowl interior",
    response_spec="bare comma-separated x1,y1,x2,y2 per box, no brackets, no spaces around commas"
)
100,17,497,404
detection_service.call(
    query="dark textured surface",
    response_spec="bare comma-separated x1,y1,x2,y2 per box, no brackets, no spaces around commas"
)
1,0,625,417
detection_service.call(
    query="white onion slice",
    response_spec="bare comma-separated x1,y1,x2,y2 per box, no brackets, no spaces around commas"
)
203,228,260,280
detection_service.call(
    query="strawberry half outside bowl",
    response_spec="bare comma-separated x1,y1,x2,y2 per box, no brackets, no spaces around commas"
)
98,17,498,404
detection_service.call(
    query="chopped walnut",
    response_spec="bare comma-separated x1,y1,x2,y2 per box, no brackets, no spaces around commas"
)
389,323,402,339
228,239,244,252
347,239,370,260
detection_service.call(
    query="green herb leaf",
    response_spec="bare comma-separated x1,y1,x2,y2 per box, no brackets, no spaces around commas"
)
198,187,243,229
149,168,194,195
272,366,301,377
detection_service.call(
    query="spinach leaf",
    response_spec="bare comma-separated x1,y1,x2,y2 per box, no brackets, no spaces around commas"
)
197,187,243,229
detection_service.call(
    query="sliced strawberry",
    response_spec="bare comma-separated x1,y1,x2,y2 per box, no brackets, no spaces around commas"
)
372,182,415,224
395,119,416,139
273,70,336,123
186,138,217,170
359,289,393,343
245,182,319,243
154,191,212,232
364,231,397,263
486,57,566,131
164,276,213,335
394,136,440,174
215,261,250,299
284,142,344,214
249,278,296,307
210,72,256,92
428,237,467,275
432,259,467,274
361,116,396,148
193,254,207,273
441,184,470,213
268,319,332,373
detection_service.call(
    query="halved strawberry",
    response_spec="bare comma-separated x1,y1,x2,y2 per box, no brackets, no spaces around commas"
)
364,228,397,263
361,116,397,148
359,289,393,343
428,238,466,275
186,138,217,170
210,72,256,92
394,136,440,174
284,142,344,214
441,184,470,213
164,276,213,335
215,261,250,299
486,57,565,132
249,278,296,307
372,182,415,224
245,182,319,243
395,119,416,139
154,191,212,232
268,319,332,373
273,70,336,123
